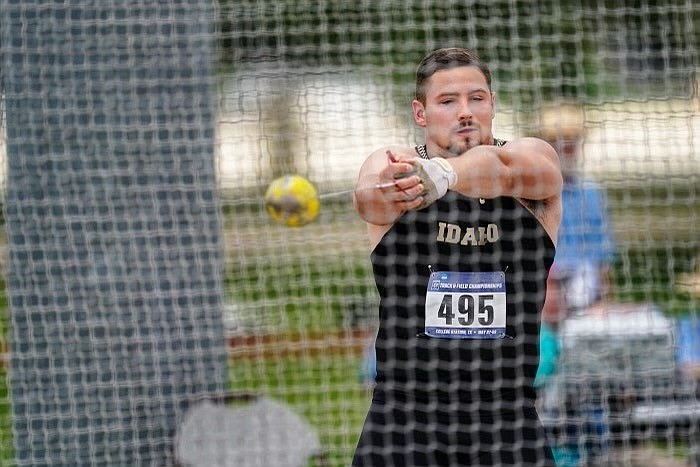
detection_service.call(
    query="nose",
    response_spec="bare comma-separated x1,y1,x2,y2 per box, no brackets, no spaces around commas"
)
457,99,472,121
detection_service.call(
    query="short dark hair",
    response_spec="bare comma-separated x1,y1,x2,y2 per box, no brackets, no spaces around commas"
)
415,48,492,104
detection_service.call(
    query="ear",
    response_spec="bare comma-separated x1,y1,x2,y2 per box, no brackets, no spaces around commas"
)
412,100,427,127
490,92,496,120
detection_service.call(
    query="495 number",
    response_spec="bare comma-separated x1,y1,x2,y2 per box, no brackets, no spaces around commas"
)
437,294,495,326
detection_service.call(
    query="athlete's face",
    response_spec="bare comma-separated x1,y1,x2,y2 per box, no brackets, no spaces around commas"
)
412,66,495,157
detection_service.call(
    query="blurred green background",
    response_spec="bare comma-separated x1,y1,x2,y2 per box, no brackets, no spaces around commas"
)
0,0,698,465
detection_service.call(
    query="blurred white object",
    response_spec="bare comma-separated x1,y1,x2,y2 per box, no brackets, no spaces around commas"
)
175,396,324,467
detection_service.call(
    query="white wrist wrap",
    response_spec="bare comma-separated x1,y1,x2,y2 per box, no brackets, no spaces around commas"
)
429,157,458,189
412,157,458,209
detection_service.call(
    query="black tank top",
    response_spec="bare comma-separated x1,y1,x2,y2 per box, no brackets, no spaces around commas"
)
370,166,555,407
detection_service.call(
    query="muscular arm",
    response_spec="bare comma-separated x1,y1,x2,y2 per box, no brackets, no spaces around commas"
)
354,138,563,247
444,137,563,241
446,137,562,202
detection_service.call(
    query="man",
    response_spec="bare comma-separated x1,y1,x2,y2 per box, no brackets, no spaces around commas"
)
533,104,616,466
536,103,616,319
352,47,562,466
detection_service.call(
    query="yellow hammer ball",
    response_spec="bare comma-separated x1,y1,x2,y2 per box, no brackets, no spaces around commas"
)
264,175,320,227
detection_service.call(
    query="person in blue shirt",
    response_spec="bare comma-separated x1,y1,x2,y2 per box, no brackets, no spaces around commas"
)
537,103,616,315
534,103,616,466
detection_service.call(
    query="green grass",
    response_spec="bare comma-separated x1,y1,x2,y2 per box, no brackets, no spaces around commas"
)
604,180,699,316
612,244,699,317
225,251,378,332
0,368,11,465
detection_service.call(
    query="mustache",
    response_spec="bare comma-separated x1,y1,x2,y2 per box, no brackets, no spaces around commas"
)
455,120,475,130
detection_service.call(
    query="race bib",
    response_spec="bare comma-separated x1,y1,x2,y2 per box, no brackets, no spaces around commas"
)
424,271,507,339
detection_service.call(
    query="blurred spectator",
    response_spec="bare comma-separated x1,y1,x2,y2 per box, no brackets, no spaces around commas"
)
537,102,616,320
534,102,617,466
535,102,617,386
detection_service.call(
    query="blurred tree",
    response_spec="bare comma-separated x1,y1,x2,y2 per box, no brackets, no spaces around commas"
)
263,90,305,178
217,0,698,105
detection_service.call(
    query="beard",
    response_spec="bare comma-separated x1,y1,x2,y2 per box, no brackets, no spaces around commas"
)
447,136,480,156
445,122,486,156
